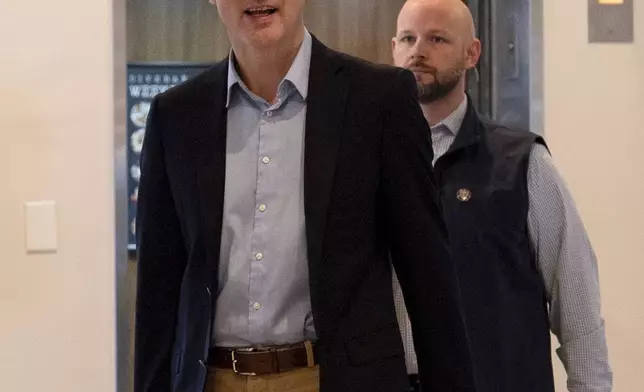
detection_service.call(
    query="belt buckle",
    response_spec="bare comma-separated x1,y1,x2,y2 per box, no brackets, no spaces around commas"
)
231,348,257,376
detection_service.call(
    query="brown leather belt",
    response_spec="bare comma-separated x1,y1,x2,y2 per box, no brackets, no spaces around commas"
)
208,341,318,376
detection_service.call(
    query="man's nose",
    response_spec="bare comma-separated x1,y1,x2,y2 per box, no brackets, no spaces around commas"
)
409,41,428,61
410,51,427,63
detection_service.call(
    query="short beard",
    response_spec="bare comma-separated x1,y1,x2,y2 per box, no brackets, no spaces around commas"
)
417,68,463,104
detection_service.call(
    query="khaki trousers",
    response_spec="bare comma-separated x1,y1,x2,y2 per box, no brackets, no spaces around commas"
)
205,366,320,392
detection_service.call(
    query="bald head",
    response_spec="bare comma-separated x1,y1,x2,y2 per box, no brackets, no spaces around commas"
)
392,0,481,105
398,0,476,42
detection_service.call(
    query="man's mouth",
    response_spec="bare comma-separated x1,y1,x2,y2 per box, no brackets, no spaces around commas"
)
244,6,278,16
409,64,433,73
409,65,437,76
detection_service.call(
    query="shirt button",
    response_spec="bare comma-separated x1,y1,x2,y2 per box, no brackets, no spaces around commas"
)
253,302,262,310
262,156,270,164
258,204,267,212
265,110,273,117
255,252,264,260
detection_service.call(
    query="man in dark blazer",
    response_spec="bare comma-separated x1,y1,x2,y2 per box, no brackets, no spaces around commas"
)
134,1,477,392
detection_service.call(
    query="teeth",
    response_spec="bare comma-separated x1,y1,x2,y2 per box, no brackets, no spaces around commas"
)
246,6,276,12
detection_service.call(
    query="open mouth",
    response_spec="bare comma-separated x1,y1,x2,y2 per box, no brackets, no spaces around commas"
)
244,6,278,16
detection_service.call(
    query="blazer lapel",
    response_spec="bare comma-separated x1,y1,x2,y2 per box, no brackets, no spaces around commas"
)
194,61,229,287
304,38,349,276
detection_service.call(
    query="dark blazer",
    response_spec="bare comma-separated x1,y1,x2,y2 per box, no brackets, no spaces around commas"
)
135,36,477,392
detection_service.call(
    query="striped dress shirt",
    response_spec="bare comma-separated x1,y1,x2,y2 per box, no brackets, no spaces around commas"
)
393,98,613,392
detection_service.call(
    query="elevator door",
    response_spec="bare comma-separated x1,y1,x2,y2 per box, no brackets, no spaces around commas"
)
467,0,532,130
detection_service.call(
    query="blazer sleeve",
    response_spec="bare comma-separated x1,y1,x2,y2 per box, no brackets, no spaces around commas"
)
379,69,478,391
134,97,188,392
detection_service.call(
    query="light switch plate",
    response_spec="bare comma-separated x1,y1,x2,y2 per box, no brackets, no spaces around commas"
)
24,201,58,253
589,0,634,43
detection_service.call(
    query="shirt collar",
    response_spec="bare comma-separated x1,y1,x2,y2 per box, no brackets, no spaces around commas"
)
226,29,312,107
431,96,468,135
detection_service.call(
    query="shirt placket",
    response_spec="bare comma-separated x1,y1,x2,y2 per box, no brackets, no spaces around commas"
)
247,96,287,341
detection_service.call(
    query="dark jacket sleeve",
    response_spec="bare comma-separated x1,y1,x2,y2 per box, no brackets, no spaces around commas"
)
134,97,187,392
379,69,478,391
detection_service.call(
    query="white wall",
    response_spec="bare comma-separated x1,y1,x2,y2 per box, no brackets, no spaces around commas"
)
542,0,644,390
0,0,641,391
0,1,117,391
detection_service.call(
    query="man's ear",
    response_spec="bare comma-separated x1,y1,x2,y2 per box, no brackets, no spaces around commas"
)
466,38,482,69
391,37,397,59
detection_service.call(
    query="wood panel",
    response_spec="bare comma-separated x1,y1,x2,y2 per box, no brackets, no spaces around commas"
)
127,0,406,64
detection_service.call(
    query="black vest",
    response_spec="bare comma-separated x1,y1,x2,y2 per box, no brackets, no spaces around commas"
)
434,100,554,392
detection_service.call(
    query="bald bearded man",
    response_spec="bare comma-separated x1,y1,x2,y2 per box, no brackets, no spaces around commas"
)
391,1,612,392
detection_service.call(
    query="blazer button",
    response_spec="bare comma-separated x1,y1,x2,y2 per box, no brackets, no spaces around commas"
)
199,360,206,367
206,287,211,296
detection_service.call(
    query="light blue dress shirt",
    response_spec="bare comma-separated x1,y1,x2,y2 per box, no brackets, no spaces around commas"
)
212,31,317,347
